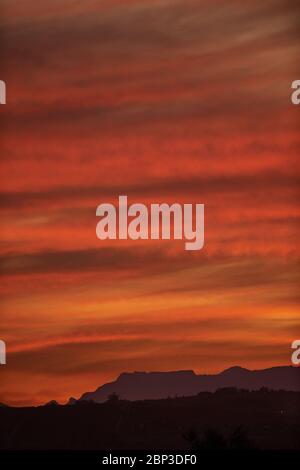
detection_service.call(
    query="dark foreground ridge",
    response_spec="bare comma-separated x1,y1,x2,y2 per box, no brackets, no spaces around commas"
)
78,365,300,403
0,389,299,450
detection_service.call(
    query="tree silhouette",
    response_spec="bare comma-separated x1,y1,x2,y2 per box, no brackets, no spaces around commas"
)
228,426,252,450
106,392,120,404
184,426,253,451
200,429,227,450
184,428,226,450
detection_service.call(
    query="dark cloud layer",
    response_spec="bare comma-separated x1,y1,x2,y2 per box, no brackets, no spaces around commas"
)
0,172,299,209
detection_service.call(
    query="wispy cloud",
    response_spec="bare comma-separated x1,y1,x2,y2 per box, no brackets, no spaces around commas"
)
0,0,299,405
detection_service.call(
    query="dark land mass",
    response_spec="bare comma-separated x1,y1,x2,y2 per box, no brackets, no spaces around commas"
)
78,366,300,403
0,389,299,450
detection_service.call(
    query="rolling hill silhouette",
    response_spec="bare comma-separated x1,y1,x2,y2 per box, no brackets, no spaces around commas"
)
76,365,300,403
1,389,299,450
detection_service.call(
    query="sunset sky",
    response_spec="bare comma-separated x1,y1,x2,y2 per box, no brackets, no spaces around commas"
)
0,0,299,406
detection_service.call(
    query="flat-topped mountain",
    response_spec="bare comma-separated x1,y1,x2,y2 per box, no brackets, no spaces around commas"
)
76,365,300,403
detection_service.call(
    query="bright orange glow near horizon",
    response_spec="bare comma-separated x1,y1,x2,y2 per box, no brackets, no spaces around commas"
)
0,0,299,406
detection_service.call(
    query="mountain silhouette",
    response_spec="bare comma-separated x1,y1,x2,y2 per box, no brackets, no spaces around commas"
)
44,400,59,407
75,365,300,403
